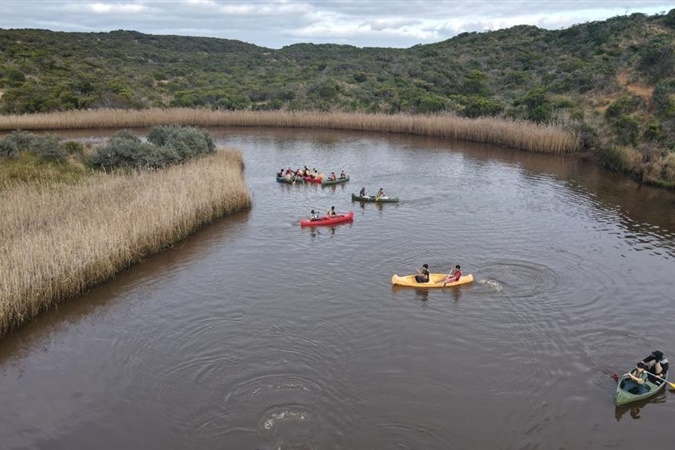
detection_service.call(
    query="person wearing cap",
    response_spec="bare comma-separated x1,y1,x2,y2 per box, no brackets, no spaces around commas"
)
623,362,649,394
641,350,669,384
415,264,430,283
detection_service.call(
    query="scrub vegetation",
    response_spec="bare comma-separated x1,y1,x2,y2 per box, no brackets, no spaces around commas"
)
1,9,674,186
0,147,251,337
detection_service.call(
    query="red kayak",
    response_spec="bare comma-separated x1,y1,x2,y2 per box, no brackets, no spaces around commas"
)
300,211,354,227
303,176,323,184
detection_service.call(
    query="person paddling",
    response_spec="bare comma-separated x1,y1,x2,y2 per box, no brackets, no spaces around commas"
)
622,362,649,394
359,187,366,197
415,264,430,283
641,350,669,384
327,206,337,218
443,265,462,284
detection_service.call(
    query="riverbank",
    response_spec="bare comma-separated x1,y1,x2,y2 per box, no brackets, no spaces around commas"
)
0,149,251,338
0,109,580,155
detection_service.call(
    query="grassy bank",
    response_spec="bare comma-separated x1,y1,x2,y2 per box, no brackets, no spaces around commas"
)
0,109,581,155
0,149,251,337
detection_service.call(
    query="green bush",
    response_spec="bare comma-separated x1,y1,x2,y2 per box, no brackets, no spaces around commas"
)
147,125,215,158
652,78,675,119
0,130,66,161
0,139,19,158
460,96,504,118
90,126,215,170
613,115,640,146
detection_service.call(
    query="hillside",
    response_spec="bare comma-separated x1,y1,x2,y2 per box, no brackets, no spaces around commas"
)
1,10,674,186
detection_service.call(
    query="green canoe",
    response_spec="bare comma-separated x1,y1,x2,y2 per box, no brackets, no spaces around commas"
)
276,175,304,184
322,176,350,186
615,371,669,406
351,193,400,203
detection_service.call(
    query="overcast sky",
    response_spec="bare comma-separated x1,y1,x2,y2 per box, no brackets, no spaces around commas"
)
1,1,672,49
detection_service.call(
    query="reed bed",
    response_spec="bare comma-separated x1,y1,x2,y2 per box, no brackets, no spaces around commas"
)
0,149,251,337
0,109,581,155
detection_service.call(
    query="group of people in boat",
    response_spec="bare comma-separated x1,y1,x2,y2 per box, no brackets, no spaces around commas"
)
278,166,348,182
414,263,462,284
359,187,387,198
309,206,339,221
276,166,321,180
621,350,669,394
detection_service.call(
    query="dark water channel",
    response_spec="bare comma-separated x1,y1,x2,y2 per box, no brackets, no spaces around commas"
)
2,128,675,449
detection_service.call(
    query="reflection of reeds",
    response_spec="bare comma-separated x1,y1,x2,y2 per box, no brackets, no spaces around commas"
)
0,149,251,337
0,109,580,154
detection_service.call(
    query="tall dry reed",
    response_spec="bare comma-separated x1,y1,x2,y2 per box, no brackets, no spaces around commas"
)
0,150,251,337
0,109,581,154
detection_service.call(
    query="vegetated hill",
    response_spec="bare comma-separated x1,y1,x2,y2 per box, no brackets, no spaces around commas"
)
0,10,674,186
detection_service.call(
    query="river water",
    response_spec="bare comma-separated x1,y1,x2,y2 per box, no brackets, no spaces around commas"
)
1,128,675,449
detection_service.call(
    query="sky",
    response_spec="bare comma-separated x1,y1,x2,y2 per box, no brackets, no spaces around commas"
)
1,0,673,49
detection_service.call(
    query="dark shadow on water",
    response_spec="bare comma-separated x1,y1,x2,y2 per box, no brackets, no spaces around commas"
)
614,390,670,422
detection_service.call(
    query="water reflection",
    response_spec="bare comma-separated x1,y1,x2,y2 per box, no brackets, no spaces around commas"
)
614,392,669,422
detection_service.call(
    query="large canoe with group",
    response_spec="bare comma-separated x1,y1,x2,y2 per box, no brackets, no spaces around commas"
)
391,273,474,287
352,193,400,203
300,211,354,227
615,370,669,406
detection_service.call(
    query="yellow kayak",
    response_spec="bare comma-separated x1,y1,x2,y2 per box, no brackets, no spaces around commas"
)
391,273,474,287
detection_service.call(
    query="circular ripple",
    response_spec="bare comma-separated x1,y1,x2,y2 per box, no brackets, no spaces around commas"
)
259,404,320,449
224,373,324,409
477,259,559,299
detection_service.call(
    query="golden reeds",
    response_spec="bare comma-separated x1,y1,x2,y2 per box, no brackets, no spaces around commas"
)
0,149,251,337
0,109,581,154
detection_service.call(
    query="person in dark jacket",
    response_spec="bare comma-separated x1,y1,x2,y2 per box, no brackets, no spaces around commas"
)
415,264,430,283
641,350,669,384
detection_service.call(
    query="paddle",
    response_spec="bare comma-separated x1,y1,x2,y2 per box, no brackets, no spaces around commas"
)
613,371,675,389
442,269,454,287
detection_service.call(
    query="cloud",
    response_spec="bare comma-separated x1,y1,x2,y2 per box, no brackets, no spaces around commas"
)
0,0,672,48
87,2,146,14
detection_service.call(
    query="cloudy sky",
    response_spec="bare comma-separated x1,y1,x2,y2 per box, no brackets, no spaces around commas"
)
1,1,672,48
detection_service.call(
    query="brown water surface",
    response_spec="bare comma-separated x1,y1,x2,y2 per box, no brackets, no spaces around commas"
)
2,128,675,449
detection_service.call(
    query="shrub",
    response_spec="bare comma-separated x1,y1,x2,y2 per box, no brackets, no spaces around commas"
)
30,135,67,161
0,131,66,161
147,125,215,159
652,78,675,119
599,145,641,173
613,115,640,146
0,139,19,158
90,126,215,170
605,95,643,118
